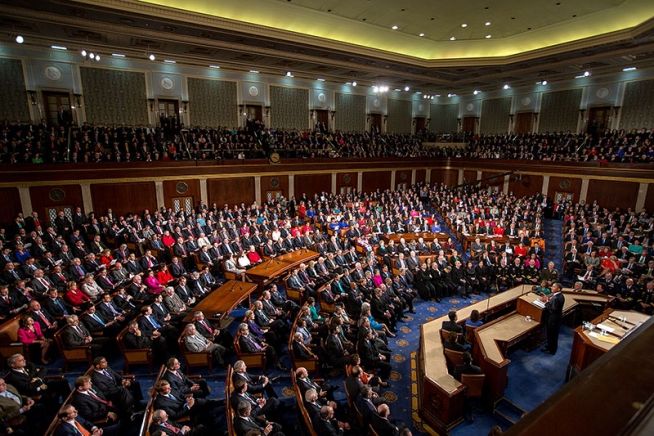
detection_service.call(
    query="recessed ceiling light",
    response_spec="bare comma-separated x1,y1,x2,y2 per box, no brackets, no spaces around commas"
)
148,54,156,61
450,36,456,41
473,90,481,95
461,23,468,28
503,84,510,89
485,22,491,26
209,64,220,69
250,70,259,73
352,81,357,87
112,53,126,58
15,35,24,44
419,33,425,37
51,45,67,50
541,80,548,85
404,86,410,91
392,25,399,30
317,78,326,81
485,34,492,39
623,67,637,72
164,59,176,64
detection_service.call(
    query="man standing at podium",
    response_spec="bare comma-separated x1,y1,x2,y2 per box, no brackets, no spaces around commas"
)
541,283,565,355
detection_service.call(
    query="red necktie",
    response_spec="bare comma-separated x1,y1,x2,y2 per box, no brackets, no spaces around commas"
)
37,311,51,328
164,422,180,434
88,390,111,406
202,320,213,334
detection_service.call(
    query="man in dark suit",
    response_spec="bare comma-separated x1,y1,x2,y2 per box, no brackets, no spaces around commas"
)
42,288,73,321
91,356,142,415
453,351,483,381
149,409,193,436
441,310,463,334
163,357,210,399
541,282,565,355
153,379,220,427
54,404,103,436
5,353,70,403
62,315,106,356
370,404,401,436
233,401,283,436
70,375,121,432
232,360,277,398
123,321,169,364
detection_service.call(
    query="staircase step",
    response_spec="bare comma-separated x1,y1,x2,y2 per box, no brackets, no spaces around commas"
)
494,410,518,426
494,397,527,425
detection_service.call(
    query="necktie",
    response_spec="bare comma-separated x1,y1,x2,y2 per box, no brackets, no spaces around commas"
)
0,390,21,405
164,422,180,434
37,311,51,328
88,390,110,405
247,335,262,351
149,316,161,329
55,299,68,315
74,421,91,436
92,314,105,327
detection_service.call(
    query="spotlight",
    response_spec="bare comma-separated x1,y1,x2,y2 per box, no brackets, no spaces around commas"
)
404,86,410,91
149,54,156,61
541,80,548,85
392,25,399,30
485,34,492,39
372,86,379,93
485,22,491,26
583,71,590,77
419,33,425,37
503,84,510,90
89,53,95,60
473,90,480,95
352,81,357,87
461,23,468,28
95,55,100,61
81,50,87,57
286,71,293,77
15,35,24,44
623,67,637,72
450,36,456,41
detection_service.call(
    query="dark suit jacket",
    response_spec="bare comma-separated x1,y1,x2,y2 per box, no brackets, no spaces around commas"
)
91,368,124,397
441,320,463,334
62,324,92,347
371,414,400,436
153,393,189,421
233,415,263,436
71,390,111,421
123,331,152,349
163,370,194,397
5,364,46,396
43,297,73,319
54,416,96,436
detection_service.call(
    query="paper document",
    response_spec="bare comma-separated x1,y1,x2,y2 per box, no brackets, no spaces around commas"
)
596,323,615,333
588,332,620,344
532,299,546,309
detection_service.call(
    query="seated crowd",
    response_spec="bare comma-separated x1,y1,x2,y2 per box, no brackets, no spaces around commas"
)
561,202,654,313
0,178,651,434
2,121,653,164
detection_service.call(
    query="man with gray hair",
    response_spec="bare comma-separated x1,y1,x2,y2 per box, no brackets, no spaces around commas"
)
5,353,70,404
149,409,192,435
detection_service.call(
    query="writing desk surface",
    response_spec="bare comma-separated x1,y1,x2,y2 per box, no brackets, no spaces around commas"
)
422,285,530,394
183,280,257,322
246,250,318,280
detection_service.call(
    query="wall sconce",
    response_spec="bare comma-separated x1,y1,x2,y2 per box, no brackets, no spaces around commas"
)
27,90,37,105
182,100,189,113
74,94,82,108
148,98,155,112
264,106,271,117
329,110,336,120
309,109,315,119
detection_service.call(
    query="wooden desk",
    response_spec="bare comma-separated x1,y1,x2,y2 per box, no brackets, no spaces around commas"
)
382,232,449,243
568,309,650,378
517,290,613,323
417,285,531,433
183,280,257,323
246,250,318,284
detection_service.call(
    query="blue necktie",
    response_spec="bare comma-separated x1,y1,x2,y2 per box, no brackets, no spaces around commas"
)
92,314,105,327
149,316,161,329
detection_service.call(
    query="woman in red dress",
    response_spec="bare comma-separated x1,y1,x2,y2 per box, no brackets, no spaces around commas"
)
17,314,52,364
64,281,91,308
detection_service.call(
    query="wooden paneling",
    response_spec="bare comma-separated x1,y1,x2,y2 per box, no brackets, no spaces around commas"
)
509,175,543,198
547,176,582,203
415,169,426,184
395,170,412,189
91,182,156,217
362,171,391,192
0,188,21,226
481,171,505,189
295,174,331,199
30,185,84,222
587,180,639,210
431,169,458,187
261,175,289,200
336,172,357,192
645,184,654,212
163,180,200,208
463,170,477,184
207,177,255,207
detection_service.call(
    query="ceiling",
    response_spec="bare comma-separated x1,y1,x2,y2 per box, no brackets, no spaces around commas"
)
1,0,654,96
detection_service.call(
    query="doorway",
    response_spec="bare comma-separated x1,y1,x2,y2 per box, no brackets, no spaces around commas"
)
315,109,329,132
462,117,478,134
415,117,426,134
587,106,611,135
171,196,193,215
514,112,534,134
369,113,382,133
245,105,263,122
42,91,72,126
158,99,180,133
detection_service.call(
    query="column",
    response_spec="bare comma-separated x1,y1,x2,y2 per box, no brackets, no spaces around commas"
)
425,169,431,183
541,175,550,196
458,169,464,185
80,183,93,214
636,183,648,211
580,178,589,204
199,179,208,206
357,172,363,192
254,176,262,204
390,170,396,190
18,187,33,216
288,174,295,199
155,181,165,209
331,173,337,194
503,175,510,195
411,169,416,185
476,171,482,181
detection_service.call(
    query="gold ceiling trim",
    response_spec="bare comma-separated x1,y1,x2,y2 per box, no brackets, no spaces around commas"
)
88,0,654,64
